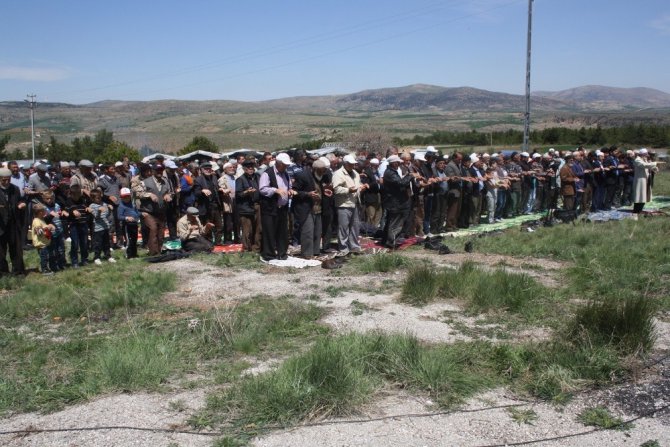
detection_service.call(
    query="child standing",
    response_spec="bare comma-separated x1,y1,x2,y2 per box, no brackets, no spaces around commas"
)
41,190,67,271
31,204,55,275
64,184,90,268
117,187,140,258
88,190,116,265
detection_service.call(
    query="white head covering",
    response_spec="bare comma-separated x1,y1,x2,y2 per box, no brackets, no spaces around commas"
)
275,153,293,165
342,154,358,164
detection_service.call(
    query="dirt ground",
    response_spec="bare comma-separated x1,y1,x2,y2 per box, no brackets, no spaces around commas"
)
2,252,668,447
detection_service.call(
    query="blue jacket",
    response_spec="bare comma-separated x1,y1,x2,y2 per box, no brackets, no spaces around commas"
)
117,200,140,223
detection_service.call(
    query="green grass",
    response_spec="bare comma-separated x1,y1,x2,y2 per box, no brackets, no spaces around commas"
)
91,333,181,391
358,253,411,273
473,218,670,310
0,326,184,413
507,407,538,425
194,333,500,429
401,262,551,320
193,295,327,356
578,406,633,430
0,266,175,319
195,329,629,432
568,296,657,354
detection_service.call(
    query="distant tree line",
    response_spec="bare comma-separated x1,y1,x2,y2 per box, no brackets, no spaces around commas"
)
393,124,670,148
1,129,141,163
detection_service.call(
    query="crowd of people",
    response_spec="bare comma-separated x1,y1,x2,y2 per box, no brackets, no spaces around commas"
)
0,145,662,275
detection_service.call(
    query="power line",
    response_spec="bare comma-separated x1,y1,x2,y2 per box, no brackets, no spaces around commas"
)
52,0,466,97
111,0,524,101
57,0,524,102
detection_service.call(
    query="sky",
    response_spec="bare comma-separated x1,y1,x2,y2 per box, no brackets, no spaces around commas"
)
1,0,669,104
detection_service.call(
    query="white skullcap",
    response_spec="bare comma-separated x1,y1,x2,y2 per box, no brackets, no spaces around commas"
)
426,146,438,153
369,158,380,165
638,148,648,155
470,154,479,163
387,155,402,163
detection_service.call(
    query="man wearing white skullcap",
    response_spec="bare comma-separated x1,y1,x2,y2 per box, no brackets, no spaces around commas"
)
632,148,659,218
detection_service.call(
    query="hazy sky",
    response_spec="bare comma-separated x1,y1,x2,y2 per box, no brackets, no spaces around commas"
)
2,0,669,104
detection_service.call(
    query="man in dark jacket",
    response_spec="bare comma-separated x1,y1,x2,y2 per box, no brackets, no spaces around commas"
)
381,155,417,248
292,158,331,258
235,159,261,252
193,161,223,245
138,164,173,256
259,153,294,261
361,158,382,228
444,152,464,231
0,168,27,275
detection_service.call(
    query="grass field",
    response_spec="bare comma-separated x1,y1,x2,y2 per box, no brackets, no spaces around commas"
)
1,212,668,444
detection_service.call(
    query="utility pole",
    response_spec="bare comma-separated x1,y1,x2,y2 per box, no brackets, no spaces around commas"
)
25,94,37,163
522,0,533,152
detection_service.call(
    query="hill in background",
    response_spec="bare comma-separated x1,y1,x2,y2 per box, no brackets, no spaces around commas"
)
1,84,669,153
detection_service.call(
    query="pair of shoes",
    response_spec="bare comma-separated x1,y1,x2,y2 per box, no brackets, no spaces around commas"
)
94,259,102,265
260,255,276,262
335,249,349,257
108,258,117,263
42,271,54,276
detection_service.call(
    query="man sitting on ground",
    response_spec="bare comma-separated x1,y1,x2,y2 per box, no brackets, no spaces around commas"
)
178,207,215,253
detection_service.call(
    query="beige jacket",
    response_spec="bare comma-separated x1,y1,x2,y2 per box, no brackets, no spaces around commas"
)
177,214,204,241
332,166,361,208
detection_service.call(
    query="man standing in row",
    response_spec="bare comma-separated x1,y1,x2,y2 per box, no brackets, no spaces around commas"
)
332,154,366,255
0,168,27,275
259,153,294,261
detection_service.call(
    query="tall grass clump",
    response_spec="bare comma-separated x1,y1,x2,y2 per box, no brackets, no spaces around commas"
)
492,341,623,403
401,262,549,319
196,334,502,429
91,332,180,391
195,296,326,356
439,262,548,318
209,334,376,426
401,265,439,305
359,253,410,273
568,296,657,354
